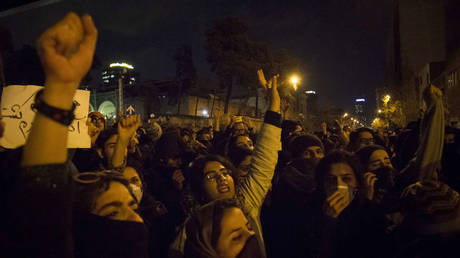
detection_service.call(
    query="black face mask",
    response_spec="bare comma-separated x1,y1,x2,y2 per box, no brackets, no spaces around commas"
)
237,235,263,258
372,166,396,190
292,157,319,175
74,213,149,258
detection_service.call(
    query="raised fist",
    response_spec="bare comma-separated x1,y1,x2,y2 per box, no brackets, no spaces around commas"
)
38,12,97,97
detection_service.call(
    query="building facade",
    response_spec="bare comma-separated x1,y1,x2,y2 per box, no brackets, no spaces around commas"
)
385,0,460,124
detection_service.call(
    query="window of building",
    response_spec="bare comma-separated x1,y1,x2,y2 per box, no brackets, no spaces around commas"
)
448,71,458,88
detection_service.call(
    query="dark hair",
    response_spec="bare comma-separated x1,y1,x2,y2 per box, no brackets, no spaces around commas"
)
73,171,134,213
95,128,118,150
188,155,237,204
227,146,253,167
228,134,251,150
348,127,375,152
126,160,146,189
315,150,364,197
184,199,244,258
289,134,324,159
355,144,388,169
209,198,241,248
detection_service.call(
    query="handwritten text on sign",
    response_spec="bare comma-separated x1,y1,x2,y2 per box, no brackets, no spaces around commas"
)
0,85,91,149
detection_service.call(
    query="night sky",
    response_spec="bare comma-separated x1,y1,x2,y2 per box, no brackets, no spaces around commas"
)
1,0,392,111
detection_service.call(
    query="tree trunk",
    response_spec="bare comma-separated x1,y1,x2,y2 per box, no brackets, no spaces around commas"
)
195,96,199,116
210,94,216,118
224,80,233,114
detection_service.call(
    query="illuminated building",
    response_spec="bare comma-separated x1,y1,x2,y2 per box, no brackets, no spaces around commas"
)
101,62,137,91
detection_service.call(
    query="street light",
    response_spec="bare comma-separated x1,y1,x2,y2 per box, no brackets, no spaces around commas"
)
382,94,391,129
290,76,299,91
383,94,391,104
378,109,382,114
343,113,348,118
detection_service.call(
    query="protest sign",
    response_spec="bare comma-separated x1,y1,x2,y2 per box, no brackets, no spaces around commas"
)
0,85,91,149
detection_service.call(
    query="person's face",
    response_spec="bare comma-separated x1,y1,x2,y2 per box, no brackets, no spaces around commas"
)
236,136,254,151
90,116,105,130
123,166,143,202
123,167,142,188
91,181,143,223
358,131,374,148
216,207,255,258
103,134,125,163
237,155,252,178
302,146,324,160
367,149,393,172
324,163,357,196
202,161,235,201
233,123,246,136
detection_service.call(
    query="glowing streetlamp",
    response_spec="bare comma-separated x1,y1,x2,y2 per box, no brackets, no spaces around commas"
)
290,76,299,91
343,113,349,118
382,94,391,129
383,94,391,104
378,109,382,114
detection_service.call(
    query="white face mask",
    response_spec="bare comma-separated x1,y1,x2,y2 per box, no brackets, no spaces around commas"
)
130,184,143,203
337,184,356,206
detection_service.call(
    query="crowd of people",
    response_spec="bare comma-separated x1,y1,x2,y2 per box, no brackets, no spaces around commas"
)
2,12,460,258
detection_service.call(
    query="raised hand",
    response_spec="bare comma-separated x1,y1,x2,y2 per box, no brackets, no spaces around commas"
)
22,12,97,166
258,69,280,113
321,122,327,135
257,69,268,89
323,190,350,218
38,13,97,100
118,114,142,145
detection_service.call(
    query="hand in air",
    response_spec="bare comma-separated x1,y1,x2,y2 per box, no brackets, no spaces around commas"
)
38,12,97,96
118,114,142,145
257,69,280,113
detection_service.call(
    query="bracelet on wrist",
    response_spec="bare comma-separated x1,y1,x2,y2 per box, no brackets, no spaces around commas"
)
32,89,76,126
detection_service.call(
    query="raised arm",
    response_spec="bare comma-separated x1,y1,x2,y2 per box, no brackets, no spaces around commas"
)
11,13,97,258
238,70,281,209
111,114,141,168
21,13,97,166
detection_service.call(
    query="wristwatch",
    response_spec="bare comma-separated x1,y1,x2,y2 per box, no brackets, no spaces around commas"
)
32,89,76,126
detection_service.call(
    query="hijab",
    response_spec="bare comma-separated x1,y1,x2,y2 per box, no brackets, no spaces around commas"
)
184,200,262,258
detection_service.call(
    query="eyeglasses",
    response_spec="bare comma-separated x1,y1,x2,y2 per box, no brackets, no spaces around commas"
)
359,138,374,145
204,169,232,181
73,171,122,184
90,116,105,124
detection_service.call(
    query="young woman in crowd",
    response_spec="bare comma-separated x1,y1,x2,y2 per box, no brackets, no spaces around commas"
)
184,199,261,258
5,13,151,258
170,70,281,258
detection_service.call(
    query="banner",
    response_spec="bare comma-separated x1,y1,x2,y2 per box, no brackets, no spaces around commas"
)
0,85,91,149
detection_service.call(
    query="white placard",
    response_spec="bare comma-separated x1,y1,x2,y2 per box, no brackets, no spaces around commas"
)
0,85,91,149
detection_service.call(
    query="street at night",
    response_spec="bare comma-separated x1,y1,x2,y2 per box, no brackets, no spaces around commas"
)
1,1,460,257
